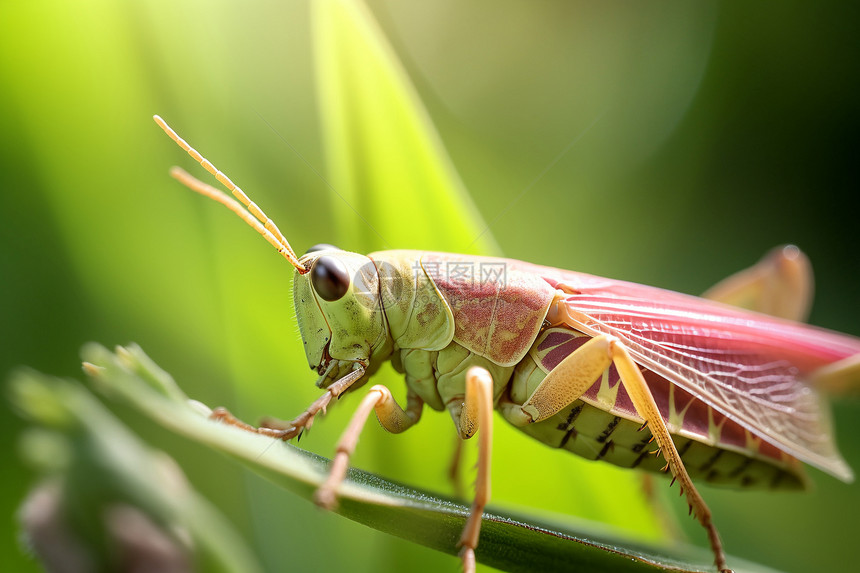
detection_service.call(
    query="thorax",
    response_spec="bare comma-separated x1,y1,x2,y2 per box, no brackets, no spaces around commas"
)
390,342,514,422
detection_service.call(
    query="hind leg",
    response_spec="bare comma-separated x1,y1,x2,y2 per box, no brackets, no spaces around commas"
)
703,244,813,321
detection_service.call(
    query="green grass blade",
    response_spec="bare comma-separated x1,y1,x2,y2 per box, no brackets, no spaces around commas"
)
313,0,498,255
77,342,783,573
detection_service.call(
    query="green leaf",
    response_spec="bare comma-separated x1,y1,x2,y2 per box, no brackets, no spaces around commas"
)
313,0,498,255
78,342,783,573
8,366,263,573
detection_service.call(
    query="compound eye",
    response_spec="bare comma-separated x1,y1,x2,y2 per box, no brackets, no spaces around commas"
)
311,256,350,302
305,243,340,254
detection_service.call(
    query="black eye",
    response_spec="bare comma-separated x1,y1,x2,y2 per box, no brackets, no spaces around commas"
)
305,243,340,255
311,256,350,302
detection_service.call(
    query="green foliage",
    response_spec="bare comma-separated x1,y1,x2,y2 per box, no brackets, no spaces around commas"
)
13,342,784,572
2,1,860,573
9,364,263,573
314,0,497,255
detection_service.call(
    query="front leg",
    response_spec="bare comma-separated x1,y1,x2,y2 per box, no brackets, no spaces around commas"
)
211,366,365,440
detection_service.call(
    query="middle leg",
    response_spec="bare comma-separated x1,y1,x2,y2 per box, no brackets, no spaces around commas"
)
455,366,495,573
314,385,423,509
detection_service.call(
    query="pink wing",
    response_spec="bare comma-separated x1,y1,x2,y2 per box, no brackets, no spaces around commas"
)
517,262,860,481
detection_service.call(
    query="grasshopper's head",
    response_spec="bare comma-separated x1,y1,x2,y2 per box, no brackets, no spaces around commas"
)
152,116,390,389
294,245,389,387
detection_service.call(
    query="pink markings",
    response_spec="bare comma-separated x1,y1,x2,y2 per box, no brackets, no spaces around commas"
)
425,254,555,366
535,327,780,461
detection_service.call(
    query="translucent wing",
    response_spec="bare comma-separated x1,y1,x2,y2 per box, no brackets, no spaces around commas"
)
524,263,860,481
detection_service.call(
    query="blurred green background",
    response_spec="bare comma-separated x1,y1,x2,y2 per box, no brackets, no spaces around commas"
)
2,1,859,572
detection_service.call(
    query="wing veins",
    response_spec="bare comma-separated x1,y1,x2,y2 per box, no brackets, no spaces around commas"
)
561,298,852,480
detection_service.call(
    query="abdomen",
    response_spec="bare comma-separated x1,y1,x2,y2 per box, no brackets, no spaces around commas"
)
503,327,807,490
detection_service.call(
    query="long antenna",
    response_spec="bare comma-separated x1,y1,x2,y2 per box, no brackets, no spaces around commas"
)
153,115,306,273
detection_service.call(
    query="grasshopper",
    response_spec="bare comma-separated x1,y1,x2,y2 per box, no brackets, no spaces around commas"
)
154,115,860,573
